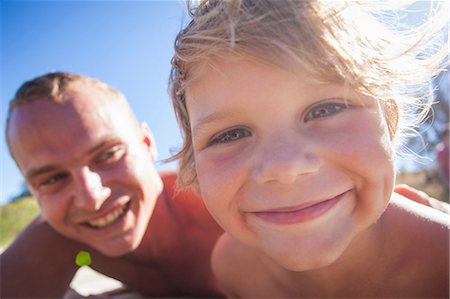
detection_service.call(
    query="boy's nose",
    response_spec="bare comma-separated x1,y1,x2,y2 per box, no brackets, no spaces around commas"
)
252,134,321,185
73,166,111,210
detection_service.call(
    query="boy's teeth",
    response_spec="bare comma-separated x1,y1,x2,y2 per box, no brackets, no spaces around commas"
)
88,205,126,228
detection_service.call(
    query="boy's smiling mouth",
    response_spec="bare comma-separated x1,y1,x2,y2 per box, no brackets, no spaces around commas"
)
250,190,350,225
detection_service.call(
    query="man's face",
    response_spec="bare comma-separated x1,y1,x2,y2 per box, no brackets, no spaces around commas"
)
8,85,162,257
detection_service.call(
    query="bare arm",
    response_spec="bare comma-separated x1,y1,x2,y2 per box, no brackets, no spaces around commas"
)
0,215,87,298
394,184,449,214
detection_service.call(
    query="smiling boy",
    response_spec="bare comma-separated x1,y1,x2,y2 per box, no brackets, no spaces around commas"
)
169,0,449,297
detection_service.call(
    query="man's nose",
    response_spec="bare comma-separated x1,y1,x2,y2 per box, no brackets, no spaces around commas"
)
252,133,321,185
73,166,111,210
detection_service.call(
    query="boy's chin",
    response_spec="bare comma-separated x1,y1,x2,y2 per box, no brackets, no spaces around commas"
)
273,253,341,272
262,242,348,272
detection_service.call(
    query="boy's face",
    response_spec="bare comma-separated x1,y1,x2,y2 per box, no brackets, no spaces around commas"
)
8,86,162,257
186,57,395,271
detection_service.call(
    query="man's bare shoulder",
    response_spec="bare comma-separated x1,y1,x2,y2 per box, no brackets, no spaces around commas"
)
159,168,178,181
159,169,221,227
159,169,200,203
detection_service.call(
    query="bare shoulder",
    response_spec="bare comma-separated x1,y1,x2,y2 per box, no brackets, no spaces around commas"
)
387,193,448,282
159,169,223,232
394,184,450,214
159,169,203,209
377,194,449,297
389,192,449,228
387,192,448,250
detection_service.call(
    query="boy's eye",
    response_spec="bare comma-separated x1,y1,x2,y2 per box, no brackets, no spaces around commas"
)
209,128,251,146
304,102,348,122
95,145,126,164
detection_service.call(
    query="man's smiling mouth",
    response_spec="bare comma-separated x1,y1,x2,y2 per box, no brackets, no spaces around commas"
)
86,202,130,228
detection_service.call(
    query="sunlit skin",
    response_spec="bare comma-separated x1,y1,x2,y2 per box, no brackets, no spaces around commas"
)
185,57,449,297
187,57,395,271
3,82,225,298
8,85,162,257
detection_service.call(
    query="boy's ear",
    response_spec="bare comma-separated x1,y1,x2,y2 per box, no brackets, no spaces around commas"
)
385,100,399,139
141,122,158,161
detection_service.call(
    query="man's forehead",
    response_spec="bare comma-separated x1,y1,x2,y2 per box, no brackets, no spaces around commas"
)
10,86,127,120
8,92,137,151
8,102,134,176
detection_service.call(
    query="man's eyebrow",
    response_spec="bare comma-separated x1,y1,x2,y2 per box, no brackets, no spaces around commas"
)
86,139,114,156
26,139,117,180
26,165,60,181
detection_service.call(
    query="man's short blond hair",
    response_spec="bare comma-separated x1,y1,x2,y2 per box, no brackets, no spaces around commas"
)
6,72,138,158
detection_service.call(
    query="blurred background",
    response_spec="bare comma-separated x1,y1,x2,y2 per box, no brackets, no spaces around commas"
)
1,1,448,248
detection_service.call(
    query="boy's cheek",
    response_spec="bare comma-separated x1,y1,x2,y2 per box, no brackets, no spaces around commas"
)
321,111,393,157
196,154,235,198
196,144,252,181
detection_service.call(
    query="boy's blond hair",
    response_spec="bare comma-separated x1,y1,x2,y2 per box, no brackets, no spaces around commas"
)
170,0,448,187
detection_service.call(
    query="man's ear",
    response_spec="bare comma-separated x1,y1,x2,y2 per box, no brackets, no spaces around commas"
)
141,122,158,161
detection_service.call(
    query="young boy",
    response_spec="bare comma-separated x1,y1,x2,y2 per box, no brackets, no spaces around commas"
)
169,0,449,297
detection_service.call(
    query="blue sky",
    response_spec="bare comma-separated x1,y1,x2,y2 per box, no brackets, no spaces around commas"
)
1,0,189,204
0,1,447,205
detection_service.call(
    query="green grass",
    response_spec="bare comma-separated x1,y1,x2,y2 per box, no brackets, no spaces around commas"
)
0,196,40,247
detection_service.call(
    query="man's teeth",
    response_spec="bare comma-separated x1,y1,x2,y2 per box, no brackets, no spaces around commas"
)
88,205,126,228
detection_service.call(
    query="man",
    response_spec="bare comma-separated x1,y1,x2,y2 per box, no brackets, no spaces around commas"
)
1,72,224,298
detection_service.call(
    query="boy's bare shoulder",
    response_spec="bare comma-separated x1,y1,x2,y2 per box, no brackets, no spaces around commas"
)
387,193,448,250
374,194,449,297
389,192,449,228
386,193,449,283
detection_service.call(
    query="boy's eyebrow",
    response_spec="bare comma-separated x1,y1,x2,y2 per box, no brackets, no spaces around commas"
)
191,111,231,138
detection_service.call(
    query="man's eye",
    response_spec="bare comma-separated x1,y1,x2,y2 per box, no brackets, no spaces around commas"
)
304,102,348,122
209,128,251,146
96,145,126,164
39,173,68,187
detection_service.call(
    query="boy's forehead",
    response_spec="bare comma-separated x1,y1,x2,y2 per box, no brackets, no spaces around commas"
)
185,56,333,103
188,55,332,85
